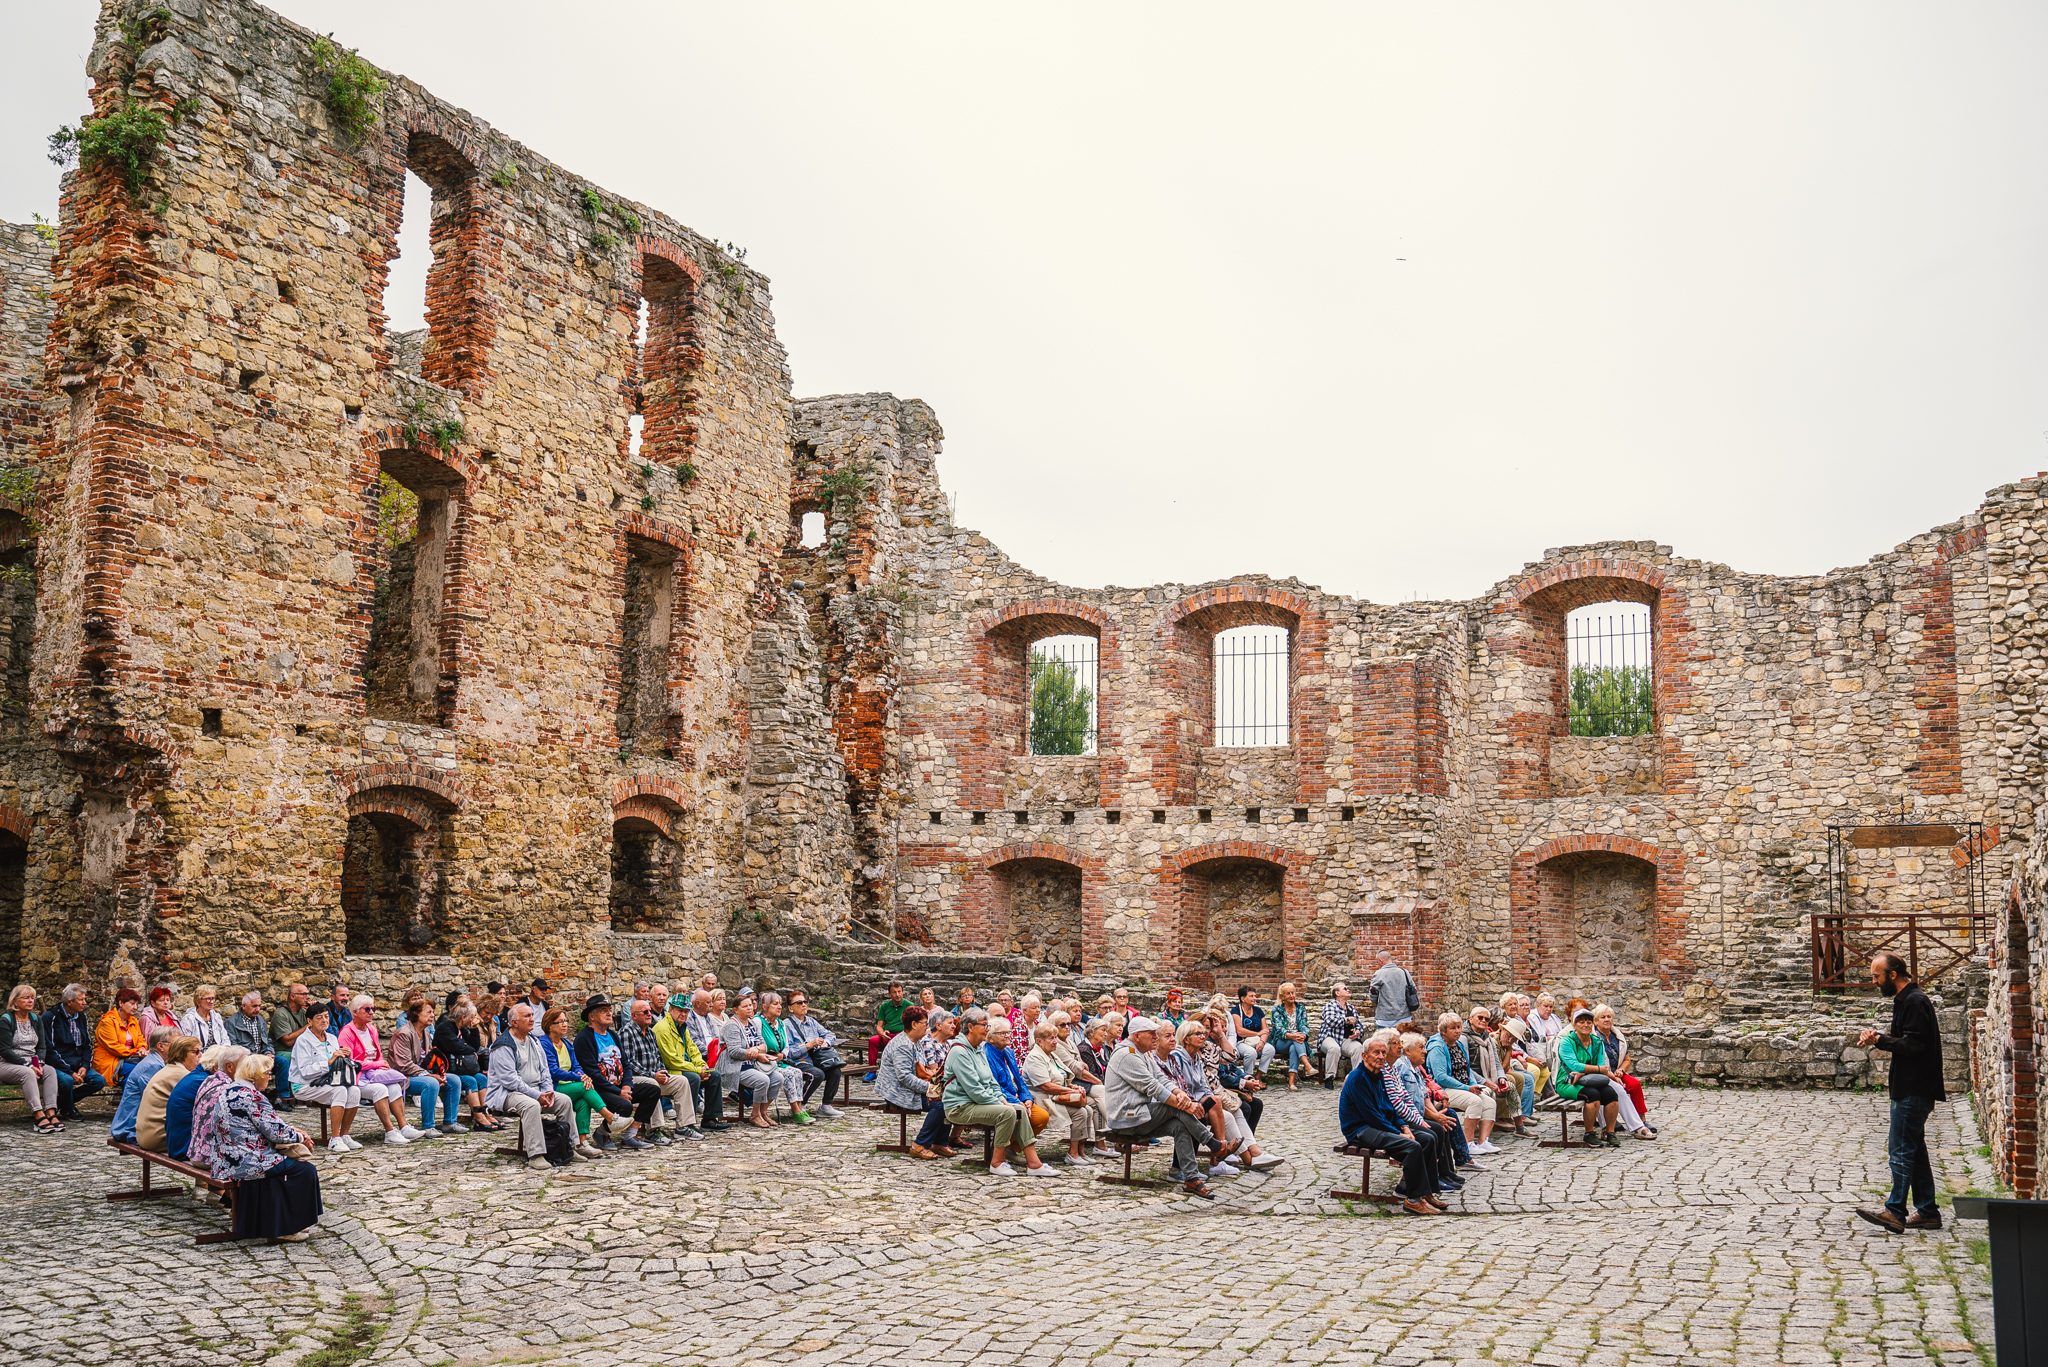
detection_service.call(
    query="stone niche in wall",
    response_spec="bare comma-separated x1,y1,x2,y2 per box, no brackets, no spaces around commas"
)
1183,857,1285,990
1550,734,1661,797
1196,747,1297,807
1003,756,1100,810
994,858,1083,968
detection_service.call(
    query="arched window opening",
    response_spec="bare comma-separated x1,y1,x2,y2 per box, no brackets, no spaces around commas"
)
1529,850,1657,983
0,511,35,711
1028,634,1097,756
798,509,826,550
636,255,699,465
991,857,1082,968
342,810,441,955
379,135,485,389
617,535,677,756
1178,856,1284,992
364,450,463,726
0,831,23,989
1214,625,1290,747
1566,602,1652,736
611,817,681,932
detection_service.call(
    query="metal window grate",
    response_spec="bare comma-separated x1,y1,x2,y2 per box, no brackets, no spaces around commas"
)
1028,635,1098,755
1566,605,1652,736
1215,626,1289,747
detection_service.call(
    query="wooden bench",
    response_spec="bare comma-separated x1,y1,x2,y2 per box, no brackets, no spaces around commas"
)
832,1069,883,1110
1329,1140,1401,1205
952,1123,997,1170
1095,1134,1179,1190
106,1139,242,1245
874,1101,921,1155
1535,1093,1590,1148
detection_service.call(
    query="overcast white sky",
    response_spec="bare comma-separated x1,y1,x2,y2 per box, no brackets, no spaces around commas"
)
7,2,2048,603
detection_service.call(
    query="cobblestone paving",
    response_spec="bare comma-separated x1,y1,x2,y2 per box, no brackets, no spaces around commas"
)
0,1085,1997,1367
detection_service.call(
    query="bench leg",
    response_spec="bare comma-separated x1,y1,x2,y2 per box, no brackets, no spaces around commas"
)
193,1184,242,1245
1331,1152,1401,1205
108,1156,177,1202
873,1109,911,1155
1538,1108,1585,1148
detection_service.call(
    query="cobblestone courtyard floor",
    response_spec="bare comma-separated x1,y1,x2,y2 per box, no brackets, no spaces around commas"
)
0,1085,1999,1367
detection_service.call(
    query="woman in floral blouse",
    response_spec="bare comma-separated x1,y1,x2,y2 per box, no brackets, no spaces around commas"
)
191,1055,322,1243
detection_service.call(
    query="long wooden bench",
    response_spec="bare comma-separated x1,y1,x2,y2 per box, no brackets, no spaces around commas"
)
1329,1140,1401,1205
1535,1093,1590,1148
874,1101,920,1154
106,1139,242,1245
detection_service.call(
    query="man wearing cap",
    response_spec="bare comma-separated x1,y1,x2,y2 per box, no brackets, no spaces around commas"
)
656,991,727,1132
1101,1016,1217,1199
525,979,553,1017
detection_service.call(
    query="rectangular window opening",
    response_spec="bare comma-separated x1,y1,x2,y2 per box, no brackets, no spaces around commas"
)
1059,810,1075,825
363,461,460,727
1566,602,1653,736
1197,808,1212,824
1246,807,1261,824
1013,810,1028,825
1107,810,1121,824
1028,634,1099,755
201,708,222,737
617,536,678,756
929,811,942,824
1292,807,1309,823
971,811,986,826
1341,805,1356,822
1214,625,1290,747
1151,810,1167,824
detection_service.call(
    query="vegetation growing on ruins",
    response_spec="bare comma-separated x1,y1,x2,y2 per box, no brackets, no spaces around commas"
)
47,99,179,199
372,473,416,549
309,35,386,143
117,5,173,50
490,162,520,189
399,397,463,454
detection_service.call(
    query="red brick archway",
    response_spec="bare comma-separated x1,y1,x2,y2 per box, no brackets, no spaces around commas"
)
963,600,1125,810
1509,833,1689,989
959,841,1105,973
1162,839,1315,988
1158,587,1329,805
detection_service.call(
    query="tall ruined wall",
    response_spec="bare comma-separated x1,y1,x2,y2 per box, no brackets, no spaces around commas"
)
0,0,857,1003
814,380,2037,1023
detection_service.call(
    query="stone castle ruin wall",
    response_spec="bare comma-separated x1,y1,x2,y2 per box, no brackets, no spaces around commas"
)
2,0,2046,1180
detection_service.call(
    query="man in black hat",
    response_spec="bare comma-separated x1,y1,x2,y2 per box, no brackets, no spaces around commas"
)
1854,953,1947,1234
574,994,660,1151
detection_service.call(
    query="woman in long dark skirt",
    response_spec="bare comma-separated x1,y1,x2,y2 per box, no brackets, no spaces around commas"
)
193,1055,323,1243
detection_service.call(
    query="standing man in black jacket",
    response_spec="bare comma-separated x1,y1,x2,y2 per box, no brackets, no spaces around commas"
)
1853,952,1946,1234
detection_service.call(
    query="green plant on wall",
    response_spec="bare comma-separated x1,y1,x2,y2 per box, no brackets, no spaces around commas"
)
48,99,184,200
490,162,520,190
118,5,173,50
372,472,417,548
309,35,386,143
0,467,39,587
399,397,463,454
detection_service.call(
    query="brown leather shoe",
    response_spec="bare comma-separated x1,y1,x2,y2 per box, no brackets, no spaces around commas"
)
907,1144,938,1160
1855,1206,1906,1234
1401,1199,1439,1216
1183,1179,1217,1200
1422,1192,1450,1210
1903,1211,1943,1230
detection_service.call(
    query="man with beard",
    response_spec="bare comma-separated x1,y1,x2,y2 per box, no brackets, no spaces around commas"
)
1853,953,1946,1234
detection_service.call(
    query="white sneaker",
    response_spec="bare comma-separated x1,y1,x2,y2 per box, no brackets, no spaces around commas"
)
341,1135,364,1151
1246,1152,1285,1171
575,1142,605,1160
382,1129,411,1145
1210,1160,1240,1177
399,1125,425,1140
817,1105,844,1120
527,1156,552,1171
1026,1163,1060,1177
1067,1154,1096,1167
988,1162,1018,1176
327,1138,350,1154
1472,1141,1501,1155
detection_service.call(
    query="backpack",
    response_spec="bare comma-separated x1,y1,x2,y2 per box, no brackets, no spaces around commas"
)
541,1112,576,1167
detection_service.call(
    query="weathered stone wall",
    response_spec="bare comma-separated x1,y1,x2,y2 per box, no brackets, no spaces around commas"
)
0,0,865,1010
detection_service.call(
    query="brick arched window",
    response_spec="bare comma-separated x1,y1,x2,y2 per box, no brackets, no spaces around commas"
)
960,841,1104,970
611,812,680,932
1175,600,1300,748
342,784,456,956
631,248,703,467
1510,834,1689,991
982,603,1115,759
377,126,492,391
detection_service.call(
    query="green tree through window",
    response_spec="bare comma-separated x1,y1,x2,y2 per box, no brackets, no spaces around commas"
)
1029,653,1095,755
1568,663,1653,736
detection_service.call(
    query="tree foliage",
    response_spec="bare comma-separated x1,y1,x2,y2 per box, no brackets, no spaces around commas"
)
1029,653,1094,755
373,472,417,549
1568,663,1653,736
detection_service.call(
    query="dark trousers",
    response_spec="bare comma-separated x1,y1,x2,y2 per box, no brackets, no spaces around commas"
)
1446,1114,1472,1164
56,1067,107,1116
1238,1093,1263,1133
1108,1103,1210,1183
690,1072,725,1125
1346,1124,1434,1199
913,1095,950,1149
595,1080,661,1126
1425,1120,1460,1185
795,1060,842,1106
1886,1094,1938,1218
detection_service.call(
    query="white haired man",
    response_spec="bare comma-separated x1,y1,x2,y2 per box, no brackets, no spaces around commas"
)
487,1002,576,1170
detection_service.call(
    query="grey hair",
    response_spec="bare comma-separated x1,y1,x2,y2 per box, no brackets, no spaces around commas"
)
1397,1032,1427,1053
1020,992,1043,1008
1329,981,1347,995
509,1001,535,1023
61,983,85,1005
986,1015,1012,1034
146,1026,175,1049
1049,1011,1071,1027
1437,1011,1461,1029
241,990,264,1008
959,1007,989,1028
1032,1020,1058,1040
1368,1027,1402,1050
216,1045,251,1078
349,994,374,1012
760,991,783,1007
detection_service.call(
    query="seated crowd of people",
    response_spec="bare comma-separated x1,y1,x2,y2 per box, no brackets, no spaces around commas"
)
1,964,1656,1231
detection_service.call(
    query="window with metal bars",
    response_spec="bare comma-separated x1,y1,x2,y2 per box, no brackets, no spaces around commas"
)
1214,626,1289,746
1566,603,1652,735
1027,634,1098,755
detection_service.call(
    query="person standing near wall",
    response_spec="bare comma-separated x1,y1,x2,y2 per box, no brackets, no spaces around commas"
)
1854,953,1947,1234
1369,950,1420,1030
